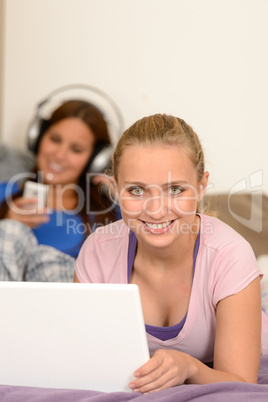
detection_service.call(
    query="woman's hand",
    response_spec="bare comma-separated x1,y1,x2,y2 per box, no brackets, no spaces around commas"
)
5,196,50,228
129,277,262,394
129,349,196,394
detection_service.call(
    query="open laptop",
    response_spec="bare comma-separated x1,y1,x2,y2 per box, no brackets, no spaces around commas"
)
0,282,150,392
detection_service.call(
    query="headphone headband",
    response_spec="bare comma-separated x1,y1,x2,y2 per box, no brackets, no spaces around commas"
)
27,84,124,174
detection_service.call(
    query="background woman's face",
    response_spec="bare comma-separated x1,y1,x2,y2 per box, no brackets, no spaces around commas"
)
37,117,95,186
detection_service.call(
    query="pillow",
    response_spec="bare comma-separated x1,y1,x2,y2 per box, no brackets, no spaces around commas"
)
204,193,268,258
0,144,36,182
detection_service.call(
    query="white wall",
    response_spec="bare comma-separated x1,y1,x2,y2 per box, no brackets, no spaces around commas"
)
0,0,4,136
1,0,268,194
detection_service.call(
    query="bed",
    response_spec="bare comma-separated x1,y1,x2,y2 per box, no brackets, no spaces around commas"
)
0,144,268,401
0,355,268,401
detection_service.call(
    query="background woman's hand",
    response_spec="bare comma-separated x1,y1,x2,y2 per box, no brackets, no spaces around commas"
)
129,349,196,394
5,196,50,228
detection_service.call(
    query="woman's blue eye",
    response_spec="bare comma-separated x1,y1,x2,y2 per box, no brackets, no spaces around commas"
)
169,186,182,195
130,187,143,196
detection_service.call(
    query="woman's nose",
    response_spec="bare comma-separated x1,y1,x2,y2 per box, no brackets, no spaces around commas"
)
143,192,167,220
54,144,68,160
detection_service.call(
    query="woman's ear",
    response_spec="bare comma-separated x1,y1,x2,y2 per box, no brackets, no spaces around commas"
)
109,177,119,201
198,171,209,201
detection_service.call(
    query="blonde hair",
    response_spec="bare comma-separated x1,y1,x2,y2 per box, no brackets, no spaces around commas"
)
113,114,205,183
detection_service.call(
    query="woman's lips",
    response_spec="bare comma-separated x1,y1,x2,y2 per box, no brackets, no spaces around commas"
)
141,219,175,234
48,161,65,173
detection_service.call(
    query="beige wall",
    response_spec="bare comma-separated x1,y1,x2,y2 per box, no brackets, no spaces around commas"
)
1,0,268,194
0,0,4,141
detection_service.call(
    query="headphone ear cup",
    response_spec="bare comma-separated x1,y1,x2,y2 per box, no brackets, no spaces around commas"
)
27,118,50,154
27,115,41,153
86,143,114,174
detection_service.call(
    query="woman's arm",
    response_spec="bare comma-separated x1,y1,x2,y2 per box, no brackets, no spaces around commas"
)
129,277,262,393
209,275,262,383
4,196,50,228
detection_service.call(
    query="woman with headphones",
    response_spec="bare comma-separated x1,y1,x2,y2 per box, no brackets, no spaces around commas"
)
0,99,121,281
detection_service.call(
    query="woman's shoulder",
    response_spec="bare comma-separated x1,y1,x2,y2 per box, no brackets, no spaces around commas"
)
89,219,129,243
198,214,260,308
76,219,130,283
0,182,8,195
0,181,14,190
199,213,253,251
0,181,21,203
0,181,19,191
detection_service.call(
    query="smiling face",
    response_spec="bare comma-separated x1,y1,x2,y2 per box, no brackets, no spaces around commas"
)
116,144,208,248
37,117,95,186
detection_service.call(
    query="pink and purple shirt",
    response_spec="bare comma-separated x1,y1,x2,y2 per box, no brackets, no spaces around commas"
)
75,214,260,363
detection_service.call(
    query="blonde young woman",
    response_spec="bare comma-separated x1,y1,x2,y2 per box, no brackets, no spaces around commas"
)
74,114,262,393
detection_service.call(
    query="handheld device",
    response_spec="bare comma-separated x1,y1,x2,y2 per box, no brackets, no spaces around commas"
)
23,181,48,208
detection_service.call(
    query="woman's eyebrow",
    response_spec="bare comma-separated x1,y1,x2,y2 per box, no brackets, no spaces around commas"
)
123,181,146,186
123,180,189,187
165,180,188,185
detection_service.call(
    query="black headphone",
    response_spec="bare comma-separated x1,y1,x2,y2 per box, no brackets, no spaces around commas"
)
26,84,124,174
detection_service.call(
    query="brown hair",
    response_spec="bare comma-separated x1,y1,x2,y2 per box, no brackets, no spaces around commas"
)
46,101,114,227
112,113,206,213
35,100,111,158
